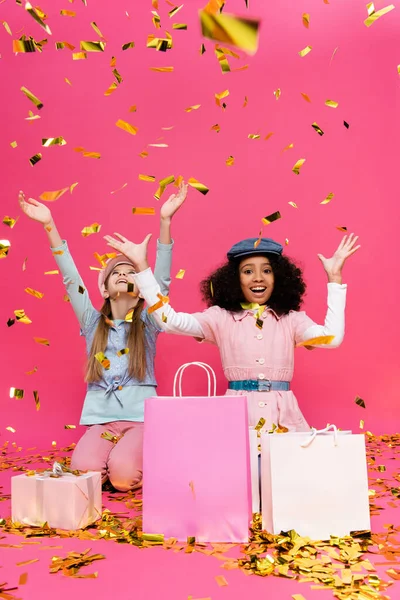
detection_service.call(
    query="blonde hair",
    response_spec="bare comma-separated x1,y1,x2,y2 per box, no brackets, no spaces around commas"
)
85,297,147,383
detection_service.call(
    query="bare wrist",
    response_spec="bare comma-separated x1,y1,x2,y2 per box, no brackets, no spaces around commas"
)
135,261,149,273
327,274,342,284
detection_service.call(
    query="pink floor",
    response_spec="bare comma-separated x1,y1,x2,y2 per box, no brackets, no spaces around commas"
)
0,435,399,600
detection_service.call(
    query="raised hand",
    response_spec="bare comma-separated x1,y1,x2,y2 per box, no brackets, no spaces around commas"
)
104,232,152,272
160,182,188,221
318,233,361,283
19,191,52,226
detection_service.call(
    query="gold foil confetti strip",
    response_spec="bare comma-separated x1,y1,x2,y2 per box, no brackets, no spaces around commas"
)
13,37,37,52
91,22,105,39
138,174,156,182
360,419,364,429
25,110,41,121
215,47,230,72
14,309,31,324
175,269,185,279
65,79,72,88
159,174,175,187
64,424,76,429
132,207,155,215
125,309,134,322
262,211,281,225
44,270,59,275
26,366,38,375
2,20,12,35
11,141,18,148
0,240,11,258
398,65,400,75
243,96,248,108
292,595,307,600
94,252,116,266
6,426,16,433
83,151,100,158
325,99,339,108
148,143,168,147
25,2,51,35
21,86,43,109
215,88,229,106
129,105,137,112
285,239,289,245
95,352,110,370
184,104,201,112
188,177,209,195
3,216,18,228
312,122,324,136
302,13,310,28
226,156,235,166
172,23,187,29
152,11,161,29
60,9,75,16
174,175,183,186
40,188,69,202
199,10,260,54
364,3,395,27
19,573,28,585
211,124,220,133
101,431,120,443
49,549,105,576
10,388,24,399
33,391,40,411
301,92,312,103
248,134,260,139
321,192,334,205
355,396,366,408
42,137,67,147
296,335,335,347
29,153,42,166
147,35,173,51
215,575,228,586
25,287,44,299
34,337,50,346
337,225,347,231
273,88,281,100
148,293,169,314
72,52,87,60
149,66,174,72
169,4,183,17
292,158,306,174
282,143,294,152
110,183,128,196
288,202,298,208
116,119,138,135
299,45,312,57
80,41,106,52
81,223,101,237
265,132,274,140
56,41,75,50
117,348,129,357
255,417,266,431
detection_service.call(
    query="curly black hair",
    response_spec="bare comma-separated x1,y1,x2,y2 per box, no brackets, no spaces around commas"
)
200,253,306,316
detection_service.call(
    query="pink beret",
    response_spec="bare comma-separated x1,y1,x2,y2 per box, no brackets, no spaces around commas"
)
98,255,135,297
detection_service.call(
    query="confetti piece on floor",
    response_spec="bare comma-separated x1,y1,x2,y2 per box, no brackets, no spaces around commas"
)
299,45,312,57
296,335,335,347
115,119,138,135
188,178,209,195
132,207,155,215
292,158,306,174
364,3,395,27
355,396,366,408
34,337,50,346
0,240,11,258
175,269,185,279
25,287,44,299
10,388,24,399
199,10,260,54
262,211,281,225
325,99,339,108
81,223,101,237
321,192,334,205
122,41,135,50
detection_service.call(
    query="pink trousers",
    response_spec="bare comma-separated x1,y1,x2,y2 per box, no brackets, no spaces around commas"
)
71,421,144,492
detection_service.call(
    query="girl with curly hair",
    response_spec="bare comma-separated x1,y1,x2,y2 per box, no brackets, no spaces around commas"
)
103,232,360,431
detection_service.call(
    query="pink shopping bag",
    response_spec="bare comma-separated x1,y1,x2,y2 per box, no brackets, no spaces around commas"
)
143,362,252,542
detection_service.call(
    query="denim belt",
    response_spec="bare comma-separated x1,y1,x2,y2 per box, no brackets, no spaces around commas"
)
228,379,290,392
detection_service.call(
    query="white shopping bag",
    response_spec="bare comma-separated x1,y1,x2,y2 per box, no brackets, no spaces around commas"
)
249,427,260,514
261,425,371,540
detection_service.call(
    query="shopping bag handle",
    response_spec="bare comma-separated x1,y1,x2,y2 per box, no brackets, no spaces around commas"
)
300,424,339,448
173,362,217,397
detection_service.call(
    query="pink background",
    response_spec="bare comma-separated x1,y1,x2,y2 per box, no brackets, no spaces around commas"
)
1,0,399,447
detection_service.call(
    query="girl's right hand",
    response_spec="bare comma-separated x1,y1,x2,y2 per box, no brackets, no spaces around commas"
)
19,191,52,226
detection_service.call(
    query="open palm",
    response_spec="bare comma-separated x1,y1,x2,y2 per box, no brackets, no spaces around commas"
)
318,233,360,277
104,232,152,269
19,191,52,225
160,182,188,220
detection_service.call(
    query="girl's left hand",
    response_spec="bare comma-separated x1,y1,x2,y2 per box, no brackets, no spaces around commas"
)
104,233,152,271
317,233,361,283
160,182,188,221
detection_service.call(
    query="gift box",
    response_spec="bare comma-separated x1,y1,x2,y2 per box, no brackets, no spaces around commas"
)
260,426,371,539
11,468,102,530
143,362,252,542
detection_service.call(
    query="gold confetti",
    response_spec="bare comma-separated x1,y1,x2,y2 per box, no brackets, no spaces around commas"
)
292,158,306,175
33,391,40,411
273,88,281,100
255,417,266,431
60,9,75,16
81,223,101,237
116,119,138,135
301,92,312,103
215,575,228,586
215,47,230,73
149,66,174,72
188,177,209,195
175,269,185,279
6,426,16,433
292,595,307,600
72,52,87,60
25,2,51,35
80,41,106,52
398,65,400,75
337,225,347,232
2,216,18,228
321,192,334,205
13,37,37,53
95,352,110,370
132,207,155,215
29,153,42,166
282,143,294,153
147,34,173,51
265,132,274,140
125,309,134,322
199,10,260,54
21,86,43,109
42,137,67,147
200,42,206,54
10,388,24,400
65,78,72,86
215,89,229,106
2,20,12,35
117,348,130,357
19,573,28,585
364,3,395,27
285,238,289,245
56,41,75,50
151,10,161,29
262,211,281,225
312,122,324,136
91,22,105,39
26,366,38,375
44,270,59,275
34,337,50,346
360,419,364,429
248,134,260,139
172,23,187,29
138,174,156,182
325,99,339,108
64,424,76,429
184,104,201,112
11,141,18,148
211,124,220,133
25,110,41,121
299,45,312,57
14,309,31,324
296,335,335,347
25,287,44,299
40,188,69,202
129,105,137,112
226,155,234,166
355,395,366,408
0,240,11,259
148,143,168,148
288,202,298,208
302,13,310,28
169,4,183,17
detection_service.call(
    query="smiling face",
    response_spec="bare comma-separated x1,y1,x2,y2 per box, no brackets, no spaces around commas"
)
105,263,138,298
239,255,275,304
